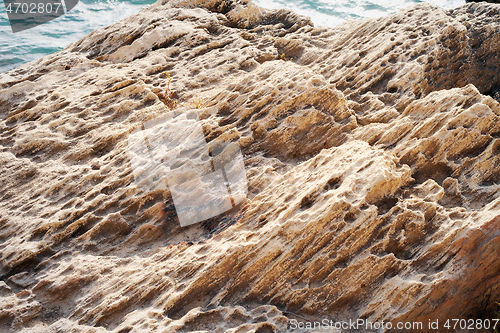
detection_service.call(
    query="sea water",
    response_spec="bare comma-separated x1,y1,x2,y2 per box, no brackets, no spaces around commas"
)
0,0,465,73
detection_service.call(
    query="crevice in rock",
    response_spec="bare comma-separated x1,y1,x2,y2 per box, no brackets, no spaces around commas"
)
412,162,453,186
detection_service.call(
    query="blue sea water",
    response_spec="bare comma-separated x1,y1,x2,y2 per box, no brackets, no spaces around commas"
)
0,0,466,73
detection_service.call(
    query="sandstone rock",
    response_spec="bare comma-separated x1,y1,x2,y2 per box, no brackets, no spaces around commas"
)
7,272,38,288
1,0,500,332
0,281,12,296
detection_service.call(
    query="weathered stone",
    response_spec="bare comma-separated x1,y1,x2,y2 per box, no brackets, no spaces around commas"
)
0,1,499,332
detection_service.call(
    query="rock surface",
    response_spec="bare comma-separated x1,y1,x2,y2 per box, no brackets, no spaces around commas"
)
1,0,500,332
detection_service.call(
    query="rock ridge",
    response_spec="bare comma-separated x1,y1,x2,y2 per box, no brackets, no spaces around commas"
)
0,1,500,332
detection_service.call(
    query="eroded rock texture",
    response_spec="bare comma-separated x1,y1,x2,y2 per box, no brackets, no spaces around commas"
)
1,1,500,332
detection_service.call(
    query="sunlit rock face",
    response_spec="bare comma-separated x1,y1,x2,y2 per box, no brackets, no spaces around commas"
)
1,1,500,332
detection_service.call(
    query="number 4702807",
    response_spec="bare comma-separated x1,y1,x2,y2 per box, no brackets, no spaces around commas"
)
5,2,63,14
444,319,499,330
